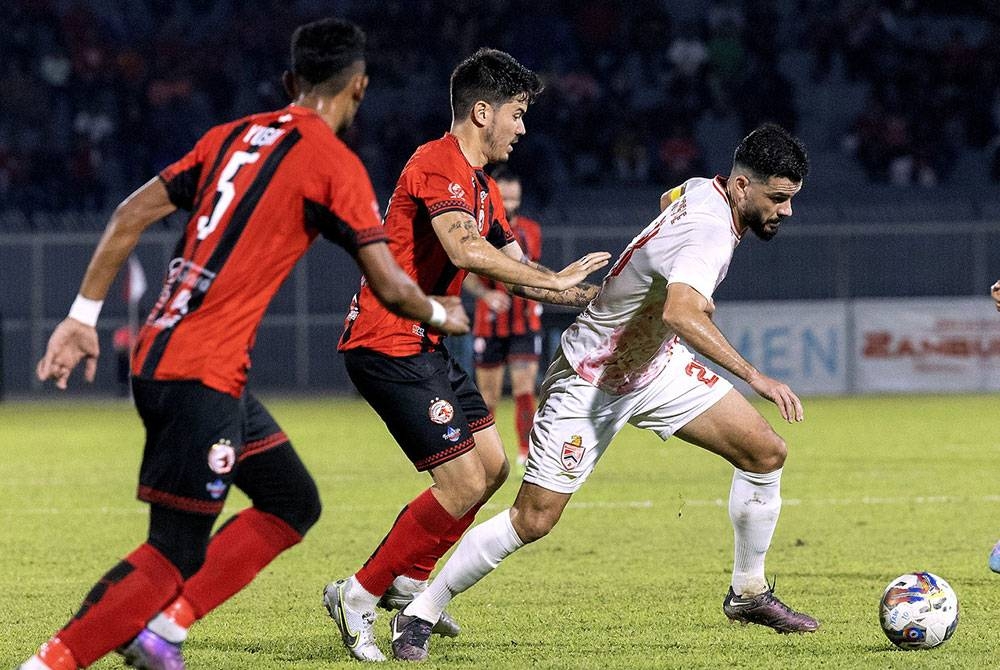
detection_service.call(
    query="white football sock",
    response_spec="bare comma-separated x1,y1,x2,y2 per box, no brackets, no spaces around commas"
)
343,574,380,611
403,509,523,623
147,612,188,643
729,467,782,596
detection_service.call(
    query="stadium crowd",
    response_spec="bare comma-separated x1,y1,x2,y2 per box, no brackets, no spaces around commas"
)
2,0,997,224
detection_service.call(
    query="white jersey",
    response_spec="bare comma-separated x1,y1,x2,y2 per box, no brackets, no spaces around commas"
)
561,176,742,395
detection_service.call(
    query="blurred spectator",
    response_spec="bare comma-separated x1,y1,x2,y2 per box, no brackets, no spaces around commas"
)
0,0,995,224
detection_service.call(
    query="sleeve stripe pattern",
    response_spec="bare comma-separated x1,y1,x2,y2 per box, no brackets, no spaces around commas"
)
427,200,473,216
303,198,387,254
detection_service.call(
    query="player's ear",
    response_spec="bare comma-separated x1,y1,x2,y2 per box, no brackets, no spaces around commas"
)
351,73,369,102
282,71,297,101
472,100,490,127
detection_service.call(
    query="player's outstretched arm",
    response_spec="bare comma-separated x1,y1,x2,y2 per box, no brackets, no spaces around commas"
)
991,279,1000,311
356,242,469,335
506,254,603,307
37,177,177,390
662,282,804,423
431,211,609,292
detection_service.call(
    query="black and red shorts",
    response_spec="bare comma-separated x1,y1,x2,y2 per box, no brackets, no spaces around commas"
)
473,332,542,368
343,347,493,471
131,377,285,516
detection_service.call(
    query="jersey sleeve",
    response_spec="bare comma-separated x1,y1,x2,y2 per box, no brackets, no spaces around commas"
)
308,151,387,256
658,216,732,301
412,160,476,219
158,128,219,211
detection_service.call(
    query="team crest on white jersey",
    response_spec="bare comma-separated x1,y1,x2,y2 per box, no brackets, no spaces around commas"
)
561,435,585,471
207,438,236,474
428,397,455,425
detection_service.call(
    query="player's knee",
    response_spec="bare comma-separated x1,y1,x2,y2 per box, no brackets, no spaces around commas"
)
742,432,787,473
147,505,214,579
512,506,558,544
254,475,322,537
485,457,510,494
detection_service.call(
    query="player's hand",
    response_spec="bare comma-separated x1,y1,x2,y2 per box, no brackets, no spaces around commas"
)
553,252,611,290
747,371,804,423
482,289,511,312
991,280,1000,311
430,295,470,335
36,318,100,390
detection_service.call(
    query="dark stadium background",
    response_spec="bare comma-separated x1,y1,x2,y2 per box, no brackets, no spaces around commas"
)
2,0,998,396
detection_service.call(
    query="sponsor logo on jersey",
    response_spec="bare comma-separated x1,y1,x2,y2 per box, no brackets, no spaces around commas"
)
207,438,236,474
561,435,585,471
442,426,462,442
205,478,227,500
428,398,455,425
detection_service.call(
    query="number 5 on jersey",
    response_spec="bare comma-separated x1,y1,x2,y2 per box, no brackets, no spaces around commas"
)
196,151,260,240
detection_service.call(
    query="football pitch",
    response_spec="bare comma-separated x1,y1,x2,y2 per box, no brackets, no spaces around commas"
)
2,393,998,669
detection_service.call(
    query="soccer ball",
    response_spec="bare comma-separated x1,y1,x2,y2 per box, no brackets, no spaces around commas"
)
878,572,959,650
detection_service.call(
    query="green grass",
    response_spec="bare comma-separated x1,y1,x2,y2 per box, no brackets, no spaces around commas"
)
2,394,1000,669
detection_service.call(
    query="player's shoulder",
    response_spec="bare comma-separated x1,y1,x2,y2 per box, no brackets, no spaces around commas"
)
404,134,470,176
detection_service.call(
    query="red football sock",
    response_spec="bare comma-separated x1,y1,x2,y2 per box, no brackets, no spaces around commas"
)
514,392,536,457
356,489,458,596
181,508,303,619
57,543,182,667
405,502,483,581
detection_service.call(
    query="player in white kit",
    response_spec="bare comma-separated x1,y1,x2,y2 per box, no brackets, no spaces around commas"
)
388,124,817,661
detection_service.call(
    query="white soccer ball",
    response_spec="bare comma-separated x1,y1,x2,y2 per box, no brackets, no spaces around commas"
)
878,571,959,650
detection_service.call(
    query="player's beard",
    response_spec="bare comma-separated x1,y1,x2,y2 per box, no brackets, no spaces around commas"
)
484,124,514,163
745,209,782,241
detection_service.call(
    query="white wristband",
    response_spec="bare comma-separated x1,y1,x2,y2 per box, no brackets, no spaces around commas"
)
427,298,447,328
68,294,104,327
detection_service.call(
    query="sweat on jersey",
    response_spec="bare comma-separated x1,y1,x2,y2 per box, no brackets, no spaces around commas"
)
339,133,515,357
561,176,743,395
132,105,387,397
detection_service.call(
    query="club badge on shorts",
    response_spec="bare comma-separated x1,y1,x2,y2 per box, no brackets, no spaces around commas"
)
428,397,455,425
561,435,585,471
207,438,236,474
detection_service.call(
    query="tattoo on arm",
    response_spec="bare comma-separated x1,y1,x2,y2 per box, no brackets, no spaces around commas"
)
510,282,600,307
459,217,480,245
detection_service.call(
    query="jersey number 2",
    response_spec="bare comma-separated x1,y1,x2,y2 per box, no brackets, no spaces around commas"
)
196,151,260,240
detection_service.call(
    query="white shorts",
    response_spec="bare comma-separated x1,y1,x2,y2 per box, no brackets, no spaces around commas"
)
523,346,732,494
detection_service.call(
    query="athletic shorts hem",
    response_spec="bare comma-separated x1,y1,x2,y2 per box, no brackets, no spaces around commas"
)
138,485,224,516
521,472,579,495
414,436,476,471
469,415,495,433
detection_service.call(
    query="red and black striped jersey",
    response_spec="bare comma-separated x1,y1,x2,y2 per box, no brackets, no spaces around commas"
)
132,105,386,397
472,215,543,337
339,133,515,357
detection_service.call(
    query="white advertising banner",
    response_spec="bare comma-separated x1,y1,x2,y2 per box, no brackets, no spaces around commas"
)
712,301,849,396
854,297,1000,393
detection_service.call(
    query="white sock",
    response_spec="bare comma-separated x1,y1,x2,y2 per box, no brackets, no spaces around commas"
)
343,574,380,611
403,509,523,623
147,612,188,644
19,657,49,670
729,467,782,596
391,574,428,595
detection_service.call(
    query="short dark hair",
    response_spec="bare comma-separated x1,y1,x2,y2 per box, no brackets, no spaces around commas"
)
290,18,366,94
450,48,543,119
733,123,809,182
